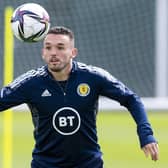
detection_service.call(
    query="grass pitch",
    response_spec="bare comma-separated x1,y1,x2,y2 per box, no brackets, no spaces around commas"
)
0,111,167,168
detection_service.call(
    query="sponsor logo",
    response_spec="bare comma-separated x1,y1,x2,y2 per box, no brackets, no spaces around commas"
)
52,107,81,135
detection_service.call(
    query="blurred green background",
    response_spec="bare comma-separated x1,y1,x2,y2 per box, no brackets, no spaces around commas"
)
0,111,167,168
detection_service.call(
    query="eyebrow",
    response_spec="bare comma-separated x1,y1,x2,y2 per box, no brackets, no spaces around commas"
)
57,43,64,46
44,42,65,46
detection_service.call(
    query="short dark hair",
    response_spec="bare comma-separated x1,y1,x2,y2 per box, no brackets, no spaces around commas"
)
47,26,74,40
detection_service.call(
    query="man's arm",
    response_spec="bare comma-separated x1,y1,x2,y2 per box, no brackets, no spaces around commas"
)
0,85,27,111
110,85,159,161
97,69,159,160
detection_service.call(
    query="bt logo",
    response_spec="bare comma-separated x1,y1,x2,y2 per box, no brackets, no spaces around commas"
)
52,107,81,135
59,116,75,127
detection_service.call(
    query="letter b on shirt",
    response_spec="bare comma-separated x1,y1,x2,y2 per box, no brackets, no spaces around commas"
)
59,116,75,127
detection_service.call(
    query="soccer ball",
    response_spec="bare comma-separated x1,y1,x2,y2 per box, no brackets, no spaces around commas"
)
11,3,50,42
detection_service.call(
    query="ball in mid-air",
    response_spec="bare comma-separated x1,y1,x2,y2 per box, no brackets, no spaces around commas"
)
11,3,50,42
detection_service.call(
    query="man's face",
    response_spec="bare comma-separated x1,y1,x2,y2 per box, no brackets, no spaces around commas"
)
42,34,77,72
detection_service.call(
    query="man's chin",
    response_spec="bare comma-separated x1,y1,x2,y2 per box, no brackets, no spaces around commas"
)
49,67,61,72
47,64,60,72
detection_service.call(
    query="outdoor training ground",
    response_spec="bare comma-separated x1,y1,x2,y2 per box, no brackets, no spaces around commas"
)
0,110,167,168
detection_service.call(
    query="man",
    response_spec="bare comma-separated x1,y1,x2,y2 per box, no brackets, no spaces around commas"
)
0,26,158,168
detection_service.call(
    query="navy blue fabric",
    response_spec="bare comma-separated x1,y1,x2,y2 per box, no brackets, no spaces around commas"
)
31,154,103,168
0,61,157,167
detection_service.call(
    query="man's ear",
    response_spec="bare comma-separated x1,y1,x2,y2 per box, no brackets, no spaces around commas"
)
72,48,78,58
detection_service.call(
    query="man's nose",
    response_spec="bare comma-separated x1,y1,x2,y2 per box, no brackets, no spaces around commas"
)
50,48,58,55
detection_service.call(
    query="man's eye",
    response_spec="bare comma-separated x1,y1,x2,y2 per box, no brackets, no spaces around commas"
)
57,46,64,50
45,46,51,50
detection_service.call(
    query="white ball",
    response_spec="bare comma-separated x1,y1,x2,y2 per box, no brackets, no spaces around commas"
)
11,3,50,42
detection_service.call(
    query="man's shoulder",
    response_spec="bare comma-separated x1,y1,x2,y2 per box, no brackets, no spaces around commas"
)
76,62,105,74
9,66,47,89
76,62,115,79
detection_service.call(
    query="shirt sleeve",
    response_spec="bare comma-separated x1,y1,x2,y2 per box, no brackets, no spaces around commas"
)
0,69,40,111
0,83,28,112
98,69,157,148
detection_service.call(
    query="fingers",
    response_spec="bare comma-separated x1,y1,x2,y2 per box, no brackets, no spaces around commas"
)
142,143,159,161
143,146,149,158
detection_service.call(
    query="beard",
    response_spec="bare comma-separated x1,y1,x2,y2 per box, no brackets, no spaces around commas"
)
48,61,69,72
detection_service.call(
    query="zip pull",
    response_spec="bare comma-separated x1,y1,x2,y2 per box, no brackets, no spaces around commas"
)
63,92,66,96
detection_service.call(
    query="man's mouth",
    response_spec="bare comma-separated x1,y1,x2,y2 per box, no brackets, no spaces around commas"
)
50,58,60,63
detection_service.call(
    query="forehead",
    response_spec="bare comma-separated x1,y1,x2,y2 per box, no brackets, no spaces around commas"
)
44,34,71,45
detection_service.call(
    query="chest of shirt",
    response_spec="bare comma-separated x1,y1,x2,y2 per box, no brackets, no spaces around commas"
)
27,76,99,117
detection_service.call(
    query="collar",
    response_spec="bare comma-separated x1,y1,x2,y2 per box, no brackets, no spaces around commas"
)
44,61,78,80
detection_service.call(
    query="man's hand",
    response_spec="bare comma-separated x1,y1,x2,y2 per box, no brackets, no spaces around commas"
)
142,142,159,161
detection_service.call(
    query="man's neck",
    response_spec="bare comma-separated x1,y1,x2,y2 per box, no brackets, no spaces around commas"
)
52,71,69,81
48,64,72,81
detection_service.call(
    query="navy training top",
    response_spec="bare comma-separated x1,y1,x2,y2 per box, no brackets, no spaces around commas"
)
0,61,157,167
